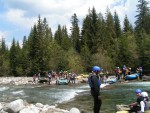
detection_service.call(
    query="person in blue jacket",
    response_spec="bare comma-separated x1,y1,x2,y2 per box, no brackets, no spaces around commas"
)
89,66,101,113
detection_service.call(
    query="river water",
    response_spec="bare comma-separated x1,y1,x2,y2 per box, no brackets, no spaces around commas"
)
0,82,150,113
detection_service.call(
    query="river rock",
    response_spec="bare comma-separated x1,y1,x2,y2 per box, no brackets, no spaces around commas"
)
6,99,25,113
142,75,150,81
35,103,44,108
19,104,40,113
0,103,2,110
69,107,80,113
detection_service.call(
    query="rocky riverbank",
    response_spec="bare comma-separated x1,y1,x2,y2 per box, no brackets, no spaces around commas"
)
0,77,88,85
0,77,88,113
0,99,81,113
0,77,33,85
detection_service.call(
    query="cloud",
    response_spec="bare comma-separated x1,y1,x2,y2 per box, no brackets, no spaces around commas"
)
4,9,36,29
0,0,140,47
2,0,128,30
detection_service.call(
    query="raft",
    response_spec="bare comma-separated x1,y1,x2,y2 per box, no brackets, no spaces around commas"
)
125,73,139,80
56,78,68,85
106,76,117,84
116,104,150,113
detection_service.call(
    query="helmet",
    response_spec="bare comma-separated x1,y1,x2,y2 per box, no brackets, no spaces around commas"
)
135,89,142,94
93,66,101,72
141,92,148,97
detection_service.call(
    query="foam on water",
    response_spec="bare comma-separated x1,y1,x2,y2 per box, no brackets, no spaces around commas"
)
0,86,9,91
78,83,109,89
12,90,25,95
55,89,86,103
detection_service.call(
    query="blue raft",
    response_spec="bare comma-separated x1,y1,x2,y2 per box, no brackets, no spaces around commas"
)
106,76,117,84
125,73,139,80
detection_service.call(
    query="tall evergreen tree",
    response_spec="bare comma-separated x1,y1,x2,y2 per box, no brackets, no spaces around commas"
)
9,38,18,76
81,7,101,53
0,38,10,76
70,13,80,52
114,11,122,38
28,25,40,74
105,8,117,60
61,26,72,51
123,15,133,33
20,36,30,76
135,0,150,69
54,25,62,45
135,0,150,34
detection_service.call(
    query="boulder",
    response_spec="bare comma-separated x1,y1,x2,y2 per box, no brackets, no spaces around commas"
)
19,105,40,113
0,103,2,110
143,75,150,81
69,108,80,113
6,99,25,113
35,103,44,108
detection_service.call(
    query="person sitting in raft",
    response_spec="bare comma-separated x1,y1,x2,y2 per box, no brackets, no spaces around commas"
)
129,89,144,113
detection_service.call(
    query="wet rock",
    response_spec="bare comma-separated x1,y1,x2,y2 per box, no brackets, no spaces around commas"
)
142,75,150,81
20,104,40,113
69,107,80,113
6,99,25,113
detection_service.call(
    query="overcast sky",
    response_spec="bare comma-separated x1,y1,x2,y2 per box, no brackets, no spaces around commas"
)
0,0,140,47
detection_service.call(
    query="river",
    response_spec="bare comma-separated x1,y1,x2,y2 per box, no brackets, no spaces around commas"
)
0,81,150,113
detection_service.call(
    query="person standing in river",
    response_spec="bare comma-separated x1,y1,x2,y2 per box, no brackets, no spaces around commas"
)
88,66,102,113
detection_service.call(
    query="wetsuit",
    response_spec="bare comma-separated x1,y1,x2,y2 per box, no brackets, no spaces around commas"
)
90,75,101,113
130,96,144,113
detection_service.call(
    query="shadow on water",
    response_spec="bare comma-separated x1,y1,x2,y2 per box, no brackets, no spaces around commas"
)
57,82,150,113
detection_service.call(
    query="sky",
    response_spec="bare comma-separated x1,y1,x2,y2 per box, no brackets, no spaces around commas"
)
0,0,140,48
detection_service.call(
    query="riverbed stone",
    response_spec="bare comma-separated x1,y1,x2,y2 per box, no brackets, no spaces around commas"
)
6,99,25,113
19,105,40,113
69,107,80,113
0,103,2,110
35,103,44,108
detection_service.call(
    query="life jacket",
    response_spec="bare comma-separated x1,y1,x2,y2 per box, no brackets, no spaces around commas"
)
88,74,101,88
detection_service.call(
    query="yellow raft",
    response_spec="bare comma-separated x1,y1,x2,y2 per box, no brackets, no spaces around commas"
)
116,104,150,113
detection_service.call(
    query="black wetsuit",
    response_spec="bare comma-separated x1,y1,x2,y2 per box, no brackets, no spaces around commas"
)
129,96,144,113
90,75,101,113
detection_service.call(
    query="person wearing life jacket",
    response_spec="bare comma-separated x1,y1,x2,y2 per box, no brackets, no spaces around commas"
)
89,66,101,113
129,89,144,113
141,92,150,112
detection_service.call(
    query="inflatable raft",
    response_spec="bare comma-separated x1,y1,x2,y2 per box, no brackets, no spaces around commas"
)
106,76,117,84
125,73,139,80
116,104,150,113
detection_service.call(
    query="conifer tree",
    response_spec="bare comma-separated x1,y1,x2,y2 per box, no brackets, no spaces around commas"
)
123,15,133,33
21,36,30,76
114,11,122,38
0,38,10,76
54,25,62,45
135,0,150,34
28,25,40,74
70,13,80,53
9,38,18,76
61,26,72,51
135,0,150,69
81,7,101,53
105,8,117,60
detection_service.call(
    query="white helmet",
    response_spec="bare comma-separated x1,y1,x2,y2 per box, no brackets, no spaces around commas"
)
141,92,148,97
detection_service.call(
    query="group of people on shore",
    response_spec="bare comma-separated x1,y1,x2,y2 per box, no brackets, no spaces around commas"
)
114,65,143,80
32,70,77,84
